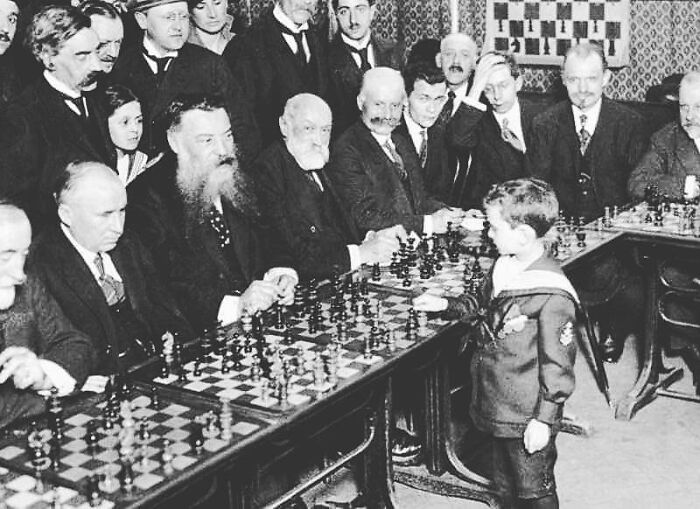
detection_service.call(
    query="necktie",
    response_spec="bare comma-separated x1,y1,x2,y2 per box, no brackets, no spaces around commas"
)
142,51,173,80
418,129,428,167
383,140,406,180
94,254,125,306
346,44,371,74
277,22,307,68
208,207,231,250
441,90,456,123
63,95,87,117
305,170,324,192
500,118,524,152
578,114,591,155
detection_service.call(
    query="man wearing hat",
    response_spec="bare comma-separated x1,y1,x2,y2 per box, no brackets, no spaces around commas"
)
110,0,260,165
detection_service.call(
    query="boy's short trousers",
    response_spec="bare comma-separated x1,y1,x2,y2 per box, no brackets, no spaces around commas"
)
492,434,558,500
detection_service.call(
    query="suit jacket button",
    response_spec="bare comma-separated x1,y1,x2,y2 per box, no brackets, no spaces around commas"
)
310,226,317,233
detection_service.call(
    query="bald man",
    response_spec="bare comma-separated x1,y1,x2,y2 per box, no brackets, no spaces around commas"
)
328,67,466,237
629,71,700,200
254,93,402,279
28,162,192,375
0,203,95,429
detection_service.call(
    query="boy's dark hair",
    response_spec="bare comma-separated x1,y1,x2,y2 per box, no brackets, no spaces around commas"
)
102,84,140,118
483,178,559,238
402,61,446,96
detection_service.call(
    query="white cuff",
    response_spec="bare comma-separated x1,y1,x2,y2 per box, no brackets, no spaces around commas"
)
348,244,361,270
460,96,487,112
264,267,299,285
423,215,434,236
217,295,242,326
38,359,76,396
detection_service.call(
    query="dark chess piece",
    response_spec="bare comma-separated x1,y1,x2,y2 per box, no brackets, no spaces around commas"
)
576,229,587,248
119,459,135,493
86,474,103,507
46,388,64,441
600,332,623,363
371,262,381,281
159,353,169,378
48,438,61,471
190,423,205,454
86,421,100,454
138,417,151,441
150,386,161,409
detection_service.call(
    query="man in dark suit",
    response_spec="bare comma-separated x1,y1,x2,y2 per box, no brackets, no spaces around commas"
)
0,203,96,429
434,34,504,207
628,71,700,200
528,43,648,360
467,51,537,206
327,0,403,135
396,62,454,205
0,5,110,227
79,0,123,83
128,95,298,333
254,93,401,280
223,0,330,147
329,67,466,236
527,43,647,221
29,162,192,375
110,0,259,164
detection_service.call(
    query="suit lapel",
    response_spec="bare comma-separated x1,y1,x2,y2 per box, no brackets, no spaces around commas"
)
560,104,582,175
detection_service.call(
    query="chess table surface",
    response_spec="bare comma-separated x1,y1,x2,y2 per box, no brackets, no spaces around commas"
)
607,202,700,241
0,383,268,508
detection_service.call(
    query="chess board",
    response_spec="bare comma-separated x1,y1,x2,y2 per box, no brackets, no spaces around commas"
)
484,0,631,67
606,202,700,238
362,256,492,299
151,335,384,415
0,384,265,502
281,288,453,353
0,466,113,509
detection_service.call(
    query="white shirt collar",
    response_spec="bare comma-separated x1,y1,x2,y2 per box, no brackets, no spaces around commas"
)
60,224,121,282
572,98,603,136
694,138,700,153
403,110,426,154
450,81,469,101
273,3,309,32
43,70,80,98
341,32,371,50
370,131,391,148
493,99,525,152
143,35,179,59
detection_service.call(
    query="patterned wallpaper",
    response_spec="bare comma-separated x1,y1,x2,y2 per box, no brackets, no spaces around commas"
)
236,0,700,101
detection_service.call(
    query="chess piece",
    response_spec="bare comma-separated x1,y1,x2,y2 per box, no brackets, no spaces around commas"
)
119,458,135,493
219,397,233,441
46,388,64,441
202,410,220,439
87,475,103,507
86,420,100,454
150,386,161,409
417,311,429,336
371,262,381,281
48,438,61,471
161,439,174,475
386,330,396,352
191,423,205,454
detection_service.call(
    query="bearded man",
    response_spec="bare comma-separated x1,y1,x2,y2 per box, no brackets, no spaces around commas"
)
254,93,402,280
128,94,297,332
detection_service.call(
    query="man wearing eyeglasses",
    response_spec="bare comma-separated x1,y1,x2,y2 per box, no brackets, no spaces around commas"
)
110,0,260,164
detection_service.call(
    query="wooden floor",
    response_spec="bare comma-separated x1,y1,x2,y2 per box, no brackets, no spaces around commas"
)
304,334,700,508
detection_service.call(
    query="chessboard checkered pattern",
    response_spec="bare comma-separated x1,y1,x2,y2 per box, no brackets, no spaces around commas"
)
607,202,700,238
0,466,113,509
0,390,262,497
485,0,631,67
282,289,452,350
153,337,384,413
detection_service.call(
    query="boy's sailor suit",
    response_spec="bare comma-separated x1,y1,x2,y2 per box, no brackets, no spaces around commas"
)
446,253,579,437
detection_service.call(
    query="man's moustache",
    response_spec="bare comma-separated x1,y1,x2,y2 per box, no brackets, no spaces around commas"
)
449,65,463,73
218,156,236,167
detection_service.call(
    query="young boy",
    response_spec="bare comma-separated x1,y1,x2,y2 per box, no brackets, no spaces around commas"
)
414,178,578,509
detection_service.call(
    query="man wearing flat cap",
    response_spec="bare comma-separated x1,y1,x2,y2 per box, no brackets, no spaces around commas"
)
110,0,260,166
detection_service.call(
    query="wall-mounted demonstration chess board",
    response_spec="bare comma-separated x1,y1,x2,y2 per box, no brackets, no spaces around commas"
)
484,0,631,67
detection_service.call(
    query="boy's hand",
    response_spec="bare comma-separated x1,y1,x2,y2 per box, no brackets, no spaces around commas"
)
413,293,448,312
523,419,551,453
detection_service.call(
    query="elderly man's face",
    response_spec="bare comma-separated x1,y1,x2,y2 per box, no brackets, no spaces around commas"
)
484,64,521,114
679,81,700,140
60,172,127,254
336,0,374,42
191,0,228,35
283,101,332,170
437,36,476,88
170,108,236,176
279,0,316,26
137,2,189,53
0,208,30,310
563,53,609,112
359,81,404,136
90,14,123,73
407,79,447,129
0,0,18,56
44,27,102,92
